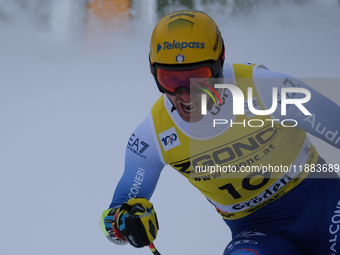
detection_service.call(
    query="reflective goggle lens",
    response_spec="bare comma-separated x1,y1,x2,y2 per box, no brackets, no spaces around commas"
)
157,66,213,94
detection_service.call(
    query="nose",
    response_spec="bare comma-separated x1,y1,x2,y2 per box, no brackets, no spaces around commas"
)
178,89,191,101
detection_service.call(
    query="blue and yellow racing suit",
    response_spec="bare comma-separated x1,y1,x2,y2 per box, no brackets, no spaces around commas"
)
109,63,340,254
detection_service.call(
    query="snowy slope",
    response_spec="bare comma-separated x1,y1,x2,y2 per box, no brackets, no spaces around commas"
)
0,2,339,255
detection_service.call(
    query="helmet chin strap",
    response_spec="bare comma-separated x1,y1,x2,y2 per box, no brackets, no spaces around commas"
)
170,104,177,113
207,96,214,112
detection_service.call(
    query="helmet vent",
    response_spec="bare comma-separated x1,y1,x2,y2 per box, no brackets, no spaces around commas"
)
169,12,194,19
168,19,193,30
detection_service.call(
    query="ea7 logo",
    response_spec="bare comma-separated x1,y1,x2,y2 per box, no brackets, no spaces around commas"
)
158,127,181,151
127,133,150,159
128,133,150,153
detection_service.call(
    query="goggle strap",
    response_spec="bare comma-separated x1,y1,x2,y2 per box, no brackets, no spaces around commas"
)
211,41,225,77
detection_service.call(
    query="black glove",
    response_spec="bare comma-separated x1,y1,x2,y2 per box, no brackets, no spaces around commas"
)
116,198,159,248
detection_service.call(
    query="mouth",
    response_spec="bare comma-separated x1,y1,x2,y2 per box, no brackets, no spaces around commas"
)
181,101,198,113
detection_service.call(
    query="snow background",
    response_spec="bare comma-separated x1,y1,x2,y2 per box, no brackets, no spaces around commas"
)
0,1,339,255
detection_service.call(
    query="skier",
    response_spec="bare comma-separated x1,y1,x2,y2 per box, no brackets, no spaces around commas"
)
100,10,340,254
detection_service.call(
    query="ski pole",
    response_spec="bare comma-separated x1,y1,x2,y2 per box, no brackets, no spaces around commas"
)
149,242,161,255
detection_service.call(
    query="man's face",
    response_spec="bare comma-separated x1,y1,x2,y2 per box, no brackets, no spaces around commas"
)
166,89,204,122
157,66,217,122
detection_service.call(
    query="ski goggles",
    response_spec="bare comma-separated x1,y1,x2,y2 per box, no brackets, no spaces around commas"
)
150,40,225,95
152,65,214,95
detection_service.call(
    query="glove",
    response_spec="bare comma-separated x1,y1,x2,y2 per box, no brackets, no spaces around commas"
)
100,206,128,245
100,198,159,248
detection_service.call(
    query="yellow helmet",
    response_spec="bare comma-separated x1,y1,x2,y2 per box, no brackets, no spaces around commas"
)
149,10,225,92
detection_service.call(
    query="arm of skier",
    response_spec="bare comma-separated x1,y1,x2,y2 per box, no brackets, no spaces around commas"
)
110,113,165,207
255,66,340,150
101,113,165,246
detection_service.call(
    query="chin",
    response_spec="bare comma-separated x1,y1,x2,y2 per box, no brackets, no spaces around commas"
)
177,101,204,123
